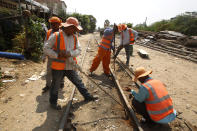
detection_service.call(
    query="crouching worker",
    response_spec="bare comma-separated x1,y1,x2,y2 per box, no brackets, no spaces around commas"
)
44,17,98,110
130,67,176,125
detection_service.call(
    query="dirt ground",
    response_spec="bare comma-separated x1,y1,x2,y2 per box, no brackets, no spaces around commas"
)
0,33,197,131
118,41,197,128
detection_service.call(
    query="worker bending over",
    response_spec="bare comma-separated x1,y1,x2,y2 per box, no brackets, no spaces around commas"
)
130,67,176,125
89,25,118,77
113,24,138,66
44,17,97,110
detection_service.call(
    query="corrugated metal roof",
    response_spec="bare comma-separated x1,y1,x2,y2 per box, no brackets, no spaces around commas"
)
10,0,49,12
25,0,49,12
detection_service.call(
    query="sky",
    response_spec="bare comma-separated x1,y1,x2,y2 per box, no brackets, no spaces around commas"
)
63,0,197,28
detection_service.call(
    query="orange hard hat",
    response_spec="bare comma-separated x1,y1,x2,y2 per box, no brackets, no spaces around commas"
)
49,16,62,23
121,24,127,31
61,17,83,31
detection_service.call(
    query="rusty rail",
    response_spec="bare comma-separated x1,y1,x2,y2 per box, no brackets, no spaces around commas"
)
110,68,143,131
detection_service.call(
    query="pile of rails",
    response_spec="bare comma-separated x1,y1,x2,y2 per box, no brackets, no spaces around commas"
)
137,30,197,63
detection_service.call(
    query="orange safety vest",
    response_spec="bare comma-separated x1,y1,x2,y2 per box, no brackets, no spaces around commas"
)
128,28,135,45
121,28,135,45
46,29,53,40
99,35,113,50
51,31,77,70
143,79,174,121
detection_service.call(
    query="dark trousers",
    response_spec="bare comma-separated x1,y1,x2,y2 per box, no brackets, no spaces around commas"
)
114,44,133,65
45,58,64,87
49,69,91,105
132,98,155,123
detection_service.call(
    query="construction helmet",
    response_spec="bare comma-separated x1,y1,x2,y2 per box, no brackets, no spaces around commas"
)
121,24,127,31
49,16,62,23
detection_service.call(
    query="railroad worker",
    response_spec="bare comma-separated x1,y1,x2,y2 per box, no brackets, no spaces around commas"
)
130,67,176,124
44,17,97,110
89,25,118,77
42,16,65,93
113,24,138,66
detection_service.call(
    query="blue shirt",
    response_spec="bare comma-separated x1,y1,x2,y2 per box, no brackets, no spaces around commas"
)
100,28,114,50
131,77,176,123
103,27,113,37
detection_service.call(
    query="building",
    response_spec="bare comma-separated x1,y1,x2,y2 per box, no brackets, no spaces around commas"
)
35,0,67,15
0,0,18,10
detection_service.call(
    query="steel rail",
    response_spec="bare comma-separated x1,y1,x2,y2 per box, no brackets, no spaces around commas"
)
115,57,141,88
110,67,143,131
93,34,143,130
115,54,195,131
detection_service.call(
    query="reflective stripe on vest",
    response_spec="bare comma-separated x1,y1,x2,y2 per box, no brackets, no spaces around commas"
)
51,32,77,70
143,80,174,121
99,35,113,50
128,28,135,45
47,29,53,40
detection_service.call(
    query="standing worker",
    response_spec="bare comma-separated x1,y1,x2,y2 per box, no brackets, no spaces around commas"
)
42,16,65,93
113,24,138,66
89,25,118,77
130,67,176,125
44,17,97,110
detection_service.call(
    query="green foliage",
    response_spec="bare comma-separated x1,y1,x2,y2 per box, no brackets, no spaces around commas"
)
12,15,45,61
0,8,17,17
25,16,45,61
126,23,133,28
0,20,22,51
134,12,197,36
12,32,25,53
88,15,96,33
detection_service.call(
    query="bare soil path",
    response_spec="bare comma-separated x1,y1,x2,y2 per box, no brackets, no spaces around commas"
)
0,33,197,131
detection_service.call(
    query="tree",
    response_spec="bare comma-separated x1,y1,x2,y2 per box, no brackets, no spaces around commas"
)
126,23,133,28
88,15,96,33
134,11,197,36
68,13,97,34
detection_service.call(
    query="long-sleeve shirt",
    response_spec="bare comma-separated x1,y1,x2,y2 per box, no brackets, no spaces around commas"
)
99,27,114,50
131,77,176,123
43,31,81,70
120,28,138,46
103,27,114,44
42,29,57,60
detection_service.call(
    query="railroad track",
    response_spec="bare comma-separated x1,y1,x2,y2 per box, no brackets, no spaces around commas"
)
112,56,196,131
57,33,194,131
136,40,197,63
57,35,143,131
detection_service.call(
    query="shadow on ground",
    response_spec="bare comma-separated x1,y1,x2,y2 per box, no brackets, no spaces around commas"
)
32,89,65,131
